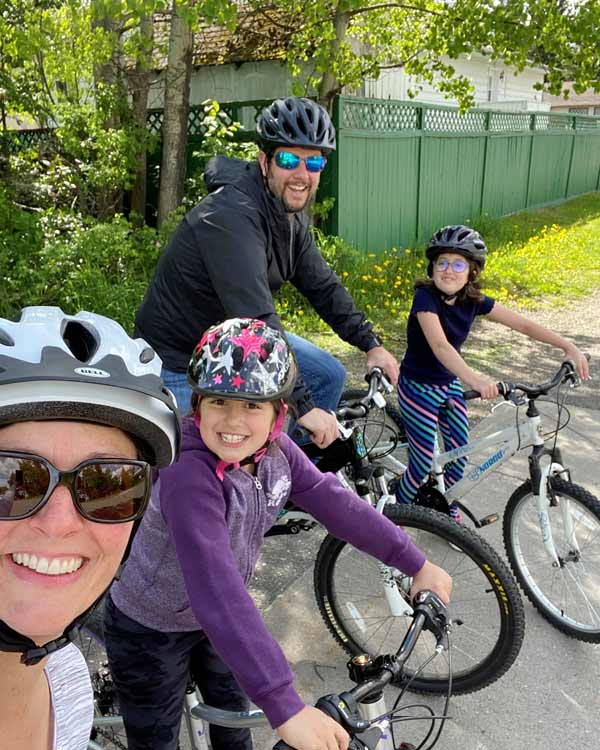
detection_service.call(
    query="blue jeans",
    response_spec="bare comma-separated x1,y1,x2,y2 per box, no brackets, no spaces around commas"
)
161,369,193,415
162,333,346,441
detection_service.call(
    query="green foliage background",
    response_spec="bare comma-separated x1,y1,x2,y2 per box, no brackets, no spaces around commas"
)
2,185,600,338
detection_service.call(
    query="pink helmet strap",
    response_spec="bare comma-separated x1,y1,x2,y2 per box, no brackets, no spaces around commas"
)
194,400,288,481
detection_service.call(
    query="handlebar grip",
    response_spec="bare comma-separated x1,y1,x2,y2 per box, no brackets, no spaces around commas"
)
463,382,506,400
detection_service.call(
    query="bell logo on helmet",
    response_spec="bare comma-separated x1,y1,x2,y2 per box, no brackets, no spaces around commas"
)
74,366,111,378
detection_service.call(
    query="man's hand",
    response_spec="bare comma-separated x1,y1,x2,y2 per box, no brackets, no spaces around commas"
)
410,560,452,605
276,705,349,750
366,346,400,386
297,408,340,448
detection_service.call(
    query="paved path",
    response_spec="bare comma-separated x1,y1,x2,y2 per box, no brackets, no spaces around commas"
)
249,403,600,750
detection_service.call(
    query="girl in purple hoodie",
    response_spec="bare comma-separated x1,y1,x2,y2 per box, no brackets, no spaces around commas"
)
104,318,452,750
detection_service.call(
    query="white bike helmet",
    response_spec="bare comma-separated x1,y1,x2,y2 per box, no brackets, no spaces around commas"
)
0,306,181,665
0,306,180,467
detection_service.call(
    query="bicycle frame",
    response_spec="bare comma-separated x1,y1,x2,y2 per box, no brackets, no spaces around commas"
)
383,400,574,567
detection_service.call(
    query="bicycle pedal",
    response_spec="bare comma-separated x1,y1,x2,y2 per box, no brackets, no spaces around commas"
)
478,513,499,526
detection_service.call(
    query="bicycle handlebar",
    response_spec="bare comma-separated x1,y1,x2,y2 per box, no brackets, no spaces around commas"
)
463,356,591,402
272,591,449,750
335,368,393,422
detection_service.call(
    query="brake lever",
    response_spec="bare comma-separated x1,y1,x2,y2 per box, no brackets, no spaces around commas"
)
413,590,450,651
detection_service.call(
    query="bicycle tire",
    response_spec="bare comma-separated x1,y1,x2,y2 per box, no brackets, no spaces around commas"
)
314,504,525,694
338,388,408,477
503,477,600,642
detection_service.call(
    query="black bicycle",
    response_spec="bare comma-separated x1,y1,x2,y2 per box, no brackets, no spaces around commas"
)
286,369,524,695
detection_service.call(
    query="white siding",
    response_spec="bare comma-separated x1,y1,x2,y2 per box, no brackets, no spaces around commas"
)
364,53,547,110
150,60,295,114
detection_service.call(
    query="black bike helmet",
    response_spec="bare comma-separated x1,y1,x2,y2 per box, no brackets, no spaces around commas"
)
426,225,487,276
256,97,337,153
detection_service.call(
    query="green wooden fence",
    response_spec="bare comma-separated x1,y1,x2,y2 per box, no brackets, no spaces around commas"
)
7,95,600,247
321,96,600,252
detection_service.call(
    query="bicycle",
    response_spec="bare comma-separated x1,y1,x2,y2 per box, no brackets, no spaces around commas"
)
305,369,524,695
83,591,452,750
376,358,600,643
82,371,525,747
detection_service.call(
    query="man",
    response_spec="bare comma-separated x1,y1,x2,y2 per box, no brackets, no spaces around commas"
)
135,96,399,447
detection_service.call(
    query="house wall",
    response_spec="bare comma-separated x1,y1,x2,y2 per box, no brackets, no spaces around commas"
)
364,54,548,111
149,60,295,125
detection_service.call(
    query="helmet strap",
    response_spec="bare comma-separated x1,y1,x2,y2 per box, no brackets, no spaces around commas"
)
195,400,288,481
1,599,97,666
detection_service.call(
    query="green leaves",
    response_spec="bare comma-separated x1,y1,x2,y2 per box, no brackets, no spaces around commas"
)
252,0,600,109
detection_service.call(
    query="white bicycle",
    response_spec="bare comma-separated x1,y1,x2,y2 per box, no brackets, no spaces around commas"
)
375,359,600,642
83,591,452,750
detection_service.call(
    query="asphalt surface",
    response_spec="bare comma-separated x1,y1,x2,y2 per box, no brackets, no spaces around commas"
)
247,401,600,750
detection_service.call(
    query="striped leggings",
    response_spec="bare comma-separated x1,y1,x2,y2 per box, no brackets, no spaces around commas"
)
396,375,469,505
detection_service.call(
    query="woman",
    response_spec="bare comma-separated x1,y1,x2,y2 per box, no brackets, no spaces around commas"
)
0,306,180,750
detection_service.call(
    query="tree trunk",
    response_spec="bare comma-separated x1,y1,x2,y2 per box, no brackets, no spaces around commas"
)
91,13,125,217
129,14,154,225
157,1,193,226
318,8,349,110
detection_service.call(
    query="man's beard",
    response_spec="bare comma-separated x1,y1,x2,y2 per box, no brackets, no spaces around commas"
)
281,188,315,213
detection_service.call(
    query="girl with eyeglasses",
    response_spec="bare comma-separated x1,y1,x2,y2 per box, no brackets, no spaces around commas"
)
395,225,589,519
103,317,452,750
0,307,180,750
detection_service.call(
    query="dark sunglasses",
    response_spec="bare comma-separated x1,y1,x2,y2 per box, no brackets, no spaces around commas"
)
0,451,151,524
274,151,327,173
434,258,469,273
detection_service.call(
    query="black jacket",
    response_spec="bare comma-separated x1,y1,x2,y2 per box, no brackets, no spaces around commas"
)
135,156,379,414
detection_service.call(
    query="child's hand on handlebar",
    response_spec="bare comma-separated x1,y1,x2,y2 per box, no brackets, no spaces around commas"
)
410,560,452,606
563,344,590,380
466,375,498,400
276,705,350,750
297,408,340,448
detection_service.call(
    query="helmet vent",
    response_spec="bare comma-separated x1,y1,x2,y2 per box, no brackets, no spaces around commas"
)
62,321,99,362
139,347,155,364
0,328,14,346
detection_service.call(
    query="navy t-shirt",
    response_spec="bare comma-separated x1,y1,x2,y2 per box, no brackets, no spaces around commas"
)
401,285,495,384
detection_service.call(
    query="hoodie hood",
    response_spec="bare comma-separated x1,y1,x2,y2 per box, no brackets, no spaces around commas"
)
204,156,262,196
204,156,292,227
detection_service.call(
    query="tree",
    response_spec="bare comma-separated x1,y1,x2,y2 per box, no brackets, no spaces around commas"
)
247,0,600,110
157,0,194,224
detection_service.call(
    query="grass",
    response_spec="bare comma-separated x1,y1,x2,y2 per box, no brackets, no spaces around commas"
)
278,192,600,357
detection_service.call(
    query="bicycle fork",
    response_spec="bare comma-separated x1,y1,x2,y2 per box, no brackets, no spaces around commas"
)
374,479,414,619
530,441,578,566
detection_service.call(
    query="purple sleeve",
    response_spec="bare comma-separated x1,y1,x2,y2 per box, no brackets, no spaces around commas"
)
160,455,305,728
279,436,427,576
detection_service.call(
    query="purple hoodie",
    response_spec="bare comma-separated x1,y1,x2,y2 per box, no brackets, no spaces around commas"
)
111,417,426,728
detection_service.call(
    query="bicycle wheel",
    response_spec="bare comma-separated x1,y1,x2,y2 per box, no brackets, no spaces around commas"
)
503,477,600,642
77,601,129,749
314,504,525,694
338,389,408,477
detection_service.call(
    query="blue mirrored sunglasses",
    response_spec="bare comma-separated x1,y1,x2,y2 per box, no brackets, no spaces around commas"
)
274,151,327,173
434,258,469,273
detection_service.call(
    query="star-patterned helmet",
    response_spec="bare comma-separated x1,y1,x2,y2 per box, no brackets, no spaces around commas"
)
187,318,297,402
